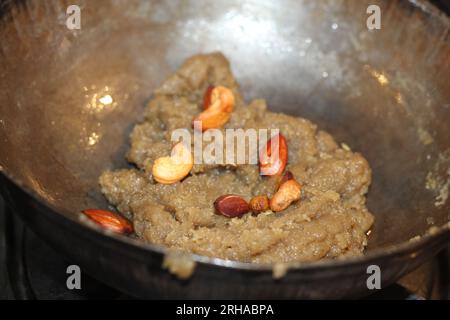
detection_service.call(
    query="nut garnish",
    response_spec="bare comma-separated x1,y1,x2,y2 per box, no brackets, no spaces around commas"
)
214,194,250,218
152,142,193,184
278,170,294,188
203,85,215,110
249,195,270,214
82,209,134,234
270,180,302,212
259,134,288,176
193,86,235,131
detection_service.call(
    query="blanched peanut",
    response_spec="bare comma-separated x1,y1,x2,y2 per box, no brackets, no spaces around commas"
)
152,142,193,184
193,86,235,131
270,180,302,212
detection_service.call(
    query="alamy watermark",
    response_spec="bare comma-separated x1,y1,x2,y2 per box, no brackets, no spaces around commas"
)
66,265,81,290
367,5,381,30
170,122,281,173
366,265,381,290
66,5,81,30
65,4,380,30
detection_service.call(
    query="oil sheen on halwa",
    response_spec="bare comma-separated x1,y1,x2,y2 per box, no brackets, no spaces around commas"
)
99,53,374,264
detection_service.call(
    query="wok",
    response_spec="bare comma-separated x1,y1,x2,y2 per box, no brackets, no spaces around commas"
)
0,0,449,299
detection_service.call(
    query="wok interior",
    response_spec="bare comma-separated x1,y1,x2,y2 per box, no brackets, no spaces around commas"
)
0,0,449,254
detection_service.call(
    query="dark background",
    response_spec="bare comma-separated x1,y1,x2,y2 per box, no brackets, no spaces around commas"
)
430,0,450,14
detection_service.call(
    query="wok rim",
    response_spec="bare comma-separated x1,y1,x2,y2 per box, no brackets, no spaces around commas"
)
0,0,449,273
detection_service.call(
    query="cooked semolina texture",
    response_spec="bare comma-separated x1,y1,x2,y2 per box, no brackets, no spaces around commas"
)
99,52,374,264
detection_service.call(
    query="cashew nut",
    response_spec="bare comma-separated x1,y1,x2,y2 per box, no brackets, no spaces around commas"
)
270,180,302,212
193,86,235,131
152,142,193,184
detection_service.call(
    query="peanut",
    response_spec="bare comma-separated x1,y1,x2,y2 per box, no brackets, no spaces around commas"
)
203,85,215,110
249,195,270,214
259,134,288,176
214,194,249,218
82,209,133,234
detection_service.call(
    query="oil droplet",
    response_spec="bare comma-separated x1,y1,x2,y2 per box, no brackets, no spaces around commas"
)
365,65,389,86
99,94,113,105
88,132,100,146
395,93,403,104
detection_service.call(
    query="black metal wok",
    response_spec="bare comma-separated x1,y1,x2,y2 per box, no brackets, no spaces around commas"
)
0,0,449,299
